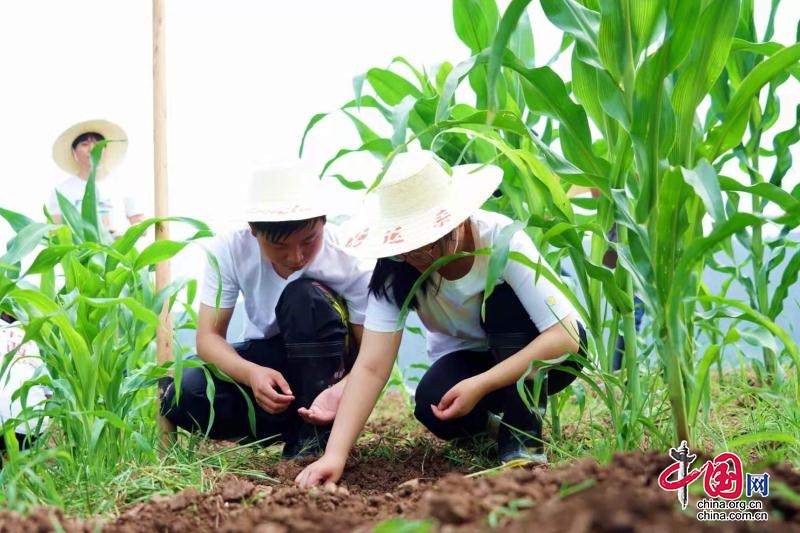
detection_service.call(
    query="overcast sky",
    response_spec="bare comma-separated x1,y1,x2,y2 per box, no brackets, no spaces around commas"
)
1,1,797,285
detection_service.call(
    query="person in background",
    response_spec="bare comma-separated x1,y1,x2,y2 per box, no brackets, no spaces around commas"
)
47,119,144,237
161,162,373,458
296,151,586,488
0,312,49,463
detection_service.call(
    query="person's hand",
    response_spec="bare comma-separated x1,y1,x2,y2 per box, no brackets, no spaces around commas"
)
298,384,342,425
295,453,346,488
431,377,486,420
249,366,295,414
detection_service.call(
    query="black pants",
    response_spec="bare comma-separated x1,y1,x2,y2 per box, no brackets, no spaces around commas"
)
413,283,586,440
162,278,354,443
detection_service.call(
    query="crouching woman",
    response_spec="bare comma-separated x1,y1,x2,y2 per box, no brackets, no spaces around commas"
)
296,151,586,488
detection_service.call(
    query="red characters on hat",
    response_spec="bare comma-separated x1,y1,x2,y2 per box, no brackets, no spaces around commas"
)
383,226,405,244
434,209,452,228
263,204,309,216
345,228,370,248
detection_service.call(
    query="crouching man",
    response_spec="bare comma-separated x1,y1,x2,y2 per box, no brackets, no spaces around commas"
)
162,163,372,458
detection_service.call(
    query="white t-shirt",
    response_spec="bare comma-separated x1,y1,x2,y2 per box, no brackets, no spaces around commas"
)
201,224,374,341
47,174,143,235
365,210,577,361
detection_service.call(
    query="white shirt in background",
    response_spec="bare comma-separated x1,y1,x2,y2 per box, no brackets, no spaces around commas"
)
46,174,143,235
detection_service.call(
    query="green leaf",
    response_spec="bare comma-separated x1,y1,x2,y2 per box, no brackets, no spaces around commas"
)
762,0,781,41
718,176,800,212
770,104,800,185
687,344,722,427
441,109,529,137
298,112,329,157
452,0,499,53
80,297,161,328
320,138,394,178
134,240,189,270
56,190,92,242
82,140,107,234
682,159,726,225
669,214,763,312
486,0,532,113
389,56,429,89
0,207,34,234
481,220,526,319
629,0,662,57
25,245,77,275
730,38,785,57
704,42,800,160
1,223,53,266
571,57,606,133
671,0,740,162
366,68,422,106
328,174,367,191
539,0,601,64
391,95,419,146
436,54,480,123
508,5,535,68
630,0,699,208
597,0,631,84
653,168,687,303
768,248,800,320
437,128,573,220
109,217,212,272
432,61,454,93
501,52,605,176
342,110,382,145
374,518,433,533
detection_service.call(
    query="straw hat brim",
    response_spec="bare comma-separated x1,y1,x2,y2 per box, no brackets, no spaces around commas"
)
52,119,127,175
240,201,330,223
340,163,503,258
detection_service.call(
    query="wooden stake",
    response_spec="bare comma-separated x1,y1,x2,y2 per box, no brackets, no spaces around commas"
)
153,0,176,440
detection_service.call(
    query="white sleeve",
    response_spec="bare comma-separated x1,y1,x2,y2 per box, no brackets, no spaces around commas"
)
200,236,239,309
121,179,145,218
363,291,404,332
47,188,61,216
502,229,576,332
124,194,144,218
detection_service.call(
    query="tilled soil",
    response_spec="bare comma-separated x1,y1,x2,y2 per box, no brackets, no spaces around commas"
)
1,395,799,532
3,451,798,532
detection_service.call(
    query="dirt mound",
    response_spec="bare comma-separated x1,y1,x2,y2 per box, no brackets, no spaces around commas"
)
3,450,798,532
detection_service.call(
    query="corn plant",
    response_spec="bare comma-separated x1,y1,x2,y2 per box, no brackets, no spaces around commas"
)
301,0,800,449
0,141,212,511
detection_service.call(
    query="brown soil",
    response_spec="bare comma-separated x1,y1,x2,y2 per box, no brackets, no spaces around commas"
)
1,394,799,532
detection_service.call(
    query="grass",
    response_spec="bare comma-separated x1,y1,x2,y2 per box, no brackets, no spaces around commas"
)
550,365,800,469
2,364,799,522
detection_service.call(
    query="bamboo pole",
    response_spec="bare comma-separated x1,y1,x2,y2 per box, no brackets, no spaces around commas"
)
153,0,176,439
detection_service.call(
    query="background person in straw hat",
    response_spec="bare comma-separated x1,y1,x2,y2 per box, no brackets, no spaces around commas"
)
296,150,586,487
161,162,373,459
47,119,144,236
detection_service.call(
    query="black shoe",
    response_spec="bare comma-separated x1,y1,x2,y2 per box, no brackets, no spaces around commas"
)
281,424,330,460
497,425,547,465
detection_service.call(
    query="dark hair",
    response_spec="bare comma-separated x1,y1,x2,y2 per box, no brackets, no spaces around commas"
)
368,226,468,308
248,216,326,243
71,132,105,150
368,258,435,310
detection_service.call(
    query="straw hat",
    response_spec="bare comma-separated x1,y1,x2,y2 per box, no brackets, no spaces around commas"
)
340,150,503,258
52,119,128,175
241,161,329,222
